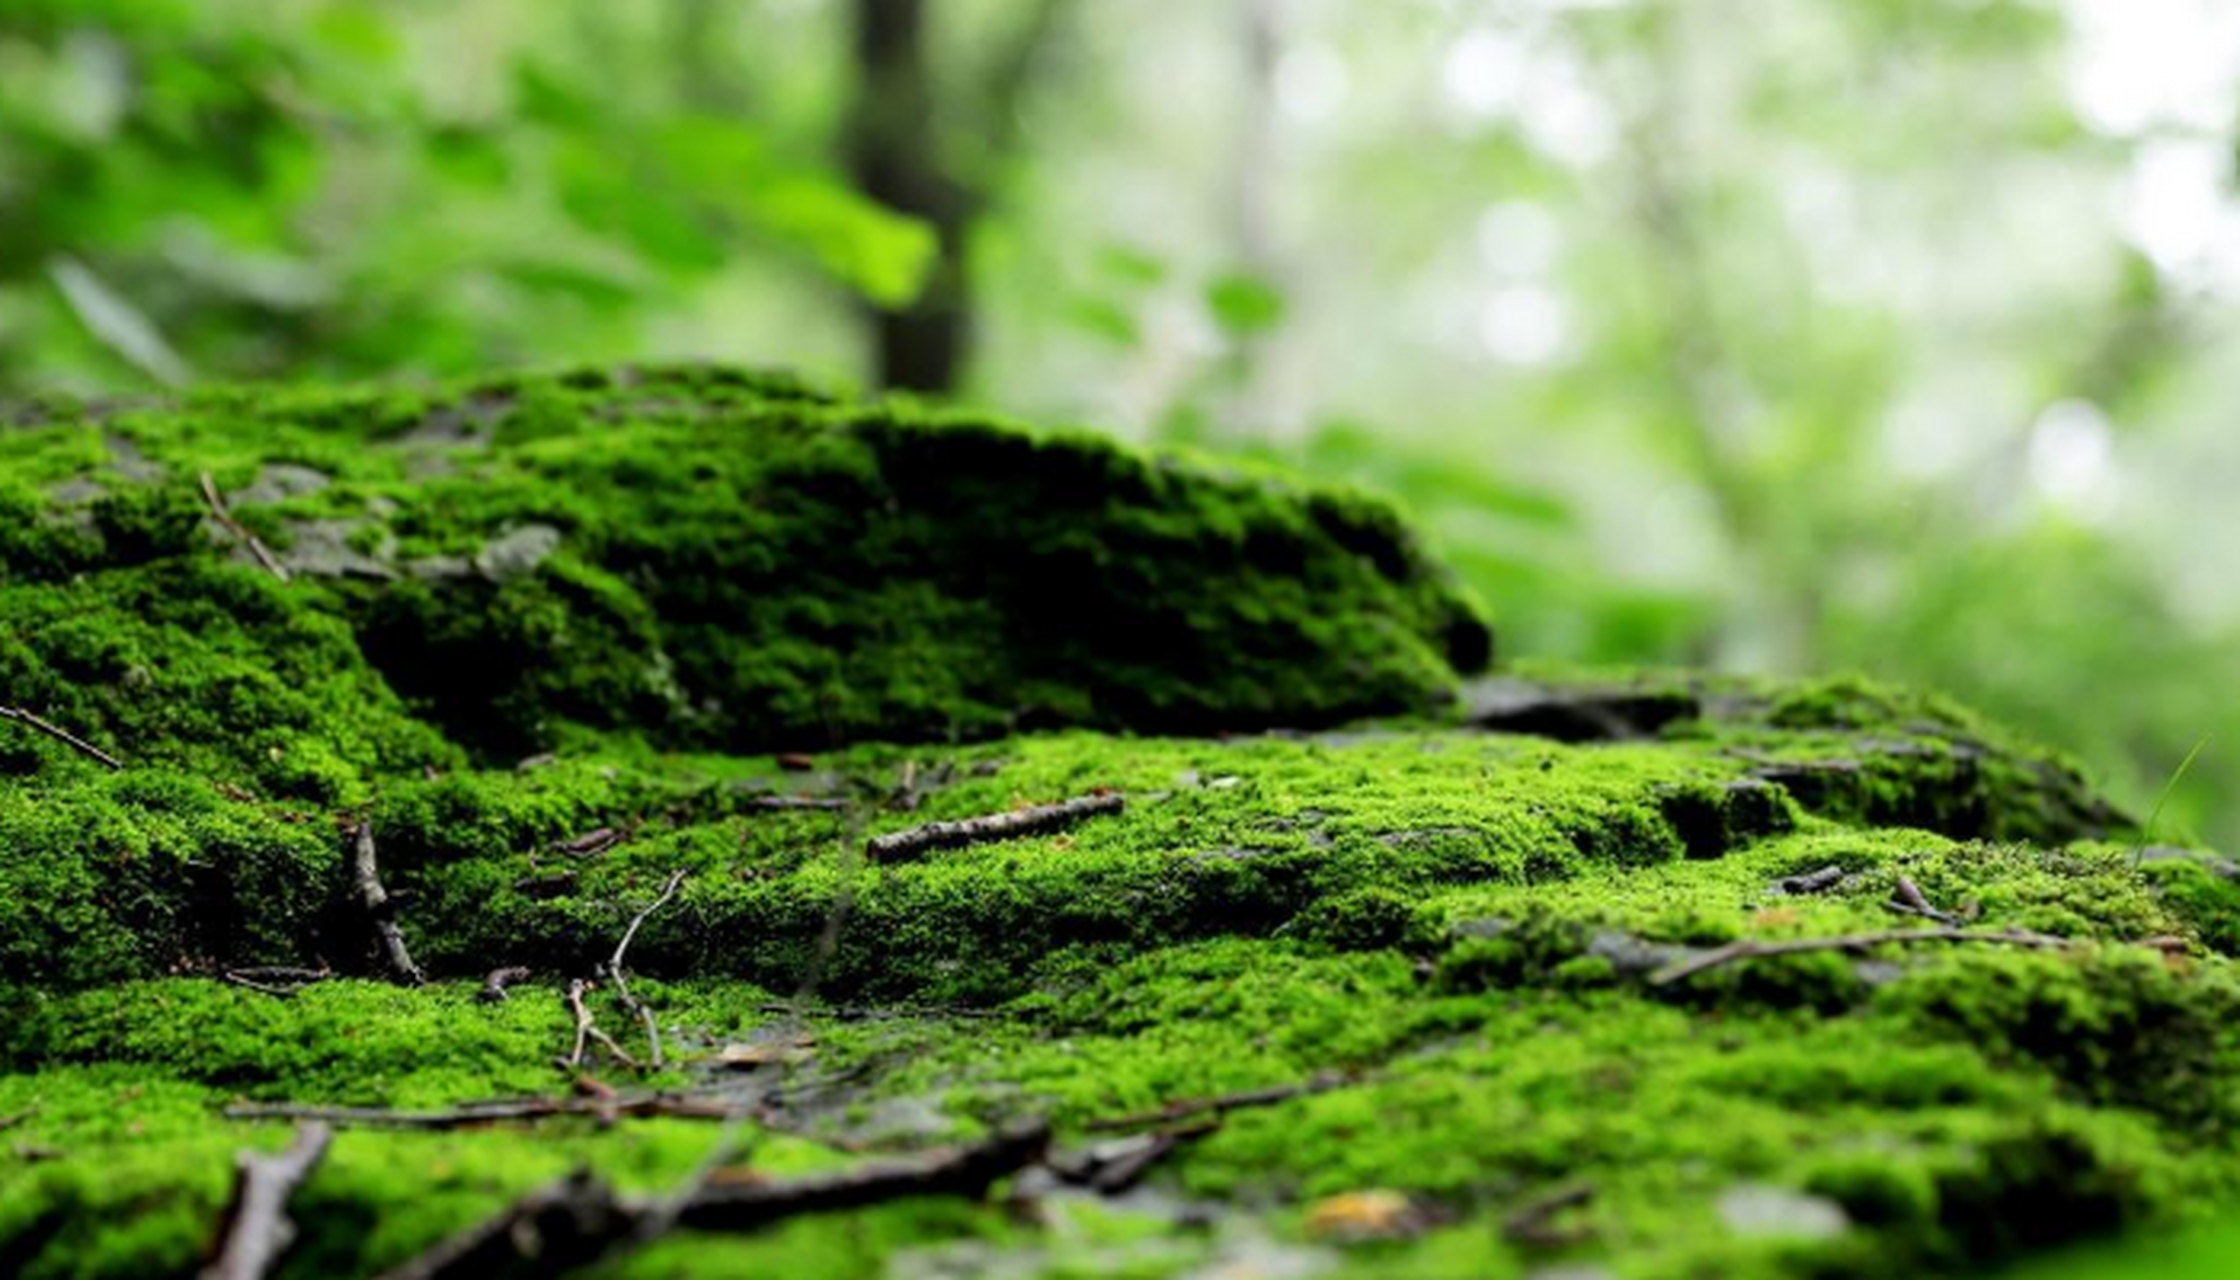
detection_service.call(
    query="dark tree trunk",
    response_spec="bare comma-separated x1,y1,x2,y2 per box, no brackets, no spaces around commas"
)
847,0,972,394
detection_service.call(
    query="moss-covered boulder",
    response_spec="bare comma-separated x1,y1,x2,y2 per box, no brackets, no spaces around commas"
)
2,367,2232,1280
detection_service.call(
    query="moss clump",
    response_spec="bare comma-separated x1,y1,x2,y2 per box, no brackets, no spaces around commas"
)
4,364,1490,766
4,365,2233,1279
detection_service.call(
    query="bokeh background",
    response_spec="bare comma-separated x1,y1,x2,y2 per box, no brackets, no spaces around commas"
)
5,0,2237,845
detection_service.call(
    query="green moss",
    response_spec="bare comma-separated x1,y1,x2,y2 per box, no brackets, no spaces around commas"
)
3,365,2232,1278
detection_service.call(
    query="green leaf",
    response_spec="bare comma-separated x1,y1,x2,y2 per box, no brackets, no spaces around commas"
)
1205,271,1286,337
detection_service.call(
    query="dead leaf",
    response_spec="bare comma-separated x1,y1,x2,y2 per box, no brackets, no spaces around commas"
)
1305,1188,1422,1240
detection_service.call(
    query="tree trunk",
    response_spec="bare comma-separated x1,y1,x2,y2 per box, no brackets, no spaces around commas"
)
847,0,971,394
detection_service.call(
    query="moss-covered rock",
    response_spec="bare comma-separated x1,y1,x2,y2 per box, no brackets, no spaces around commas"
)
0,366,2227,1280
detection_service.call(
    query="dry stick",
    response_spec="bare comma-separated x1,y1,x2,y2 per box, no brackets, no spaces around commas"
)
221,972,314,999
1884,875,1958,925
372,1118,1052,1280
754,1000,1006,1022
201,1122,332,1280
1648,927,2077,987
676,1116,1052,1230
224,1096,737,1129
372,1170,632,1280
1085,1071,1357,1133
350,821,424,985
198,471,290,583
745,794,851,813
607,869,687,1069
866,792,1125,862
564,979,640,1072
0,704,123,770
1502,1182,1597,1247
478,966,532,1004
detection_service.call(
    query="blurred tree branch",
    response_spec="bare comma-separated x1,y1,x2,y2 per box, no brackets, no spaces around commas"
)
846,0,1076,393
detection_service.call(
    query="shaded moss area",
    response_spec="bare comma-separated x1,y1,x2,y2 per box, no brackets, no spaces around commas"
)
2,366,2231,1279
3,364,1489,765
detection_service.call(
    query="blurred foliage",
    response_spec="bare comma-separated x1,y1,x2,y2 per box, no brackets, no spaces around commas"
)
3,0,2238,847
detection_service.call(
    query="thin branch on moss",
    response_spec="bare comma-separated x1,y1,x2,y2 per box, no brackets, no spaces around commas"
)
371,1118,1052,1280
202,1122,332,1280
350,821,424,985
478,966,532,1004
0,1106,35,1133
678,1116,1052,1230
199,471,291,583
550,825,631,859
1883,875,1960,925
1501,1182,1596,1247
0,704,123,770
754,1000,1007,1021
371,1170,630,1280
744,795,851,812
1084,1070,1357,1133
1648,926,2076,986
221,970,327,999
223,1095,737,1129
866,792,1124,862
605,868,686,1069
564,978,639,1072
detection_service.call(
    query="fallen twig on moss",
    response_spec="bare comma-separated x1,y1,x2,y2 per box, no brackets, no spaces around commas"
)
745,795,851,812
223,1095,736,1129
1047,1123,1211,1195
350,821,423,985
604,868,686,1068
754,1000,1007,1022
678,1117,1051,1229
372,1169,630,1280
549,826,630,859
1882,874,1962,925
199,470,290,583
866,792,1124,862
1501,1182,1596,1247
371,1118,1052,1280
202,1122,331,1280
0,704,123,770
564,978,640,1072
478,966,532,1003
1648,926,2076,986
221,969,329,999
1084,1071,1357,1133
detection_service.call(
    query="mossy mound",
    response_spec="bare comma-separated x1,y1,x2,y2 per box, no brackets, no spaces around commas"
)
2,363,1488,772
2,367,2231,1280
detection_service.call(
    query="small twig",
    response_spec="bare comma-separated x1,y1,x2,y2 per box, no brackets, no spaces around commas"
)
371,1119,1052,1280
478,966,532,1004
1502,1182,1596,1247
866,792,1124,862
1085,1071,1356,1133
607,868,687,1069
0,704,123,770
753,1001,1007,1022
223,1096,736,1130
1772,865,1845,895
222,972,316,999
549,826,631,859
350,821,424,985
202,1123,332,1280
371,1170,632,1280
1884,875,1959,925
0,1107,35,1133
1648,927,2076,986
744,795,851,812
199,471,290,583
565,979,640,1072
675,1117,1052,1230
